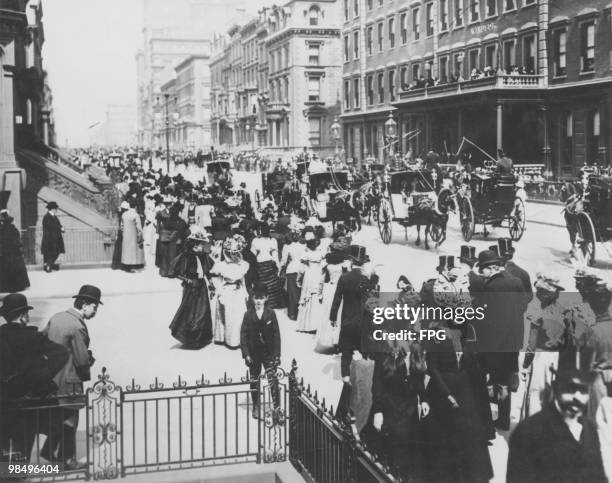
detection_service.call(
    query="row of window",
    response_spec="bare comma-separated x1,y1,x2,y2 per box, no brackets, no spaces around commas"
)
269,44,290,73
344,20,596,78
344,0,536,27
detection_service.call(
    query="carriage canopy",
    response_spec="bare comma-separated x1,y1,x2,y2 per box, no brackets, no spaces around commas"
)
309,171,350,199
387,170,436,194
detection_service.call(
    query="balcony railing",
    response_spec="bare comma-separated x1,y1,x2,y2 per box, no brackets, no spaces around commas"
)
266,102,290,113
398,74,546,102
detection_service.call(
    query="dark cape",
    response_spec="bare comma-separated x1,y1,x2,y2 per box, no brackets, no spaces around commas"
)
0,218,30,292
41,213,65,258
168,251,214,349
157,215,188,277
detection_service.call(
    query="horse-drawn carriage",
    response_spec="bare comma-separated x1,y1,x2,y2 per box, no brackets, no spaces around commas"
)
305,170,360,230
205,160,232,186
564,170,612,266
456,162,526,242
377,168,453,247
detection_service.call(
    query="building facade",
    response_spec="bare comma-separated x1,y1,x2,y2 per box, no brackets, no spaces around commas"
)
341,0,612,177
210,0,342,155
136,29,211,149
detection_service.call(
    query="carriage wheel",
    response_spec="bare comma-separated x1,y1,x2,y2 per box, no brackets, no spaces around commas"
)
437,188,453,214
378,199,392,244
509,197,526,241
575,212,597,266
459,197,475,242
429,223,444,244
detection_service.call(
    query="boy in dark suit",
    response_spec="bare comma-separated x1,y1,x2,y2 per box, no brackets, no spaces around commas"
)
240,284,281,420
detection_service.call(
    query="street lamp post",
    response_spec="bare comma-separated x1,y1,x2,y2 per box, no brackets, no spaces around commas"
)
156,93,176,174
330,117,341,159
384,111,397,165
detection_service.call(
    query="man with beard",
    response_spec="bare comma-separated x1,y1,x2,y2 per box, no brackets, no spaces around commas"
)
507,369,606,482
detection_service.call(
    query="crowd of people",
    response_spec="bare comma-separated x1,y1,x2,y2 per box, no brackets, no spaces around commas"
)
1,147,611,481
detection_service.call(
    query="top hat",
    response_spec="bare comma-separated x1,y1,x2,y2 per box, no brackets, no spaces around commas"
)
488,245,500,258
497,238,515,258
0,293,33,319
347,245,369,265
476,250,502,272
72,285,103,305
436,256,455,273
47,201,59,210
0,191,10,211
459,245,477,266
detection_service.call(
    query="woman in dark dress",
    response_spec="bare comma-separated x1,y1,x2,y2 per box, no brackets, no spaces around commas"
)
423,282,493,483
0,210,30,292
361,343,428,479
111,202,128,270
158,202,188,277
168,227,215,349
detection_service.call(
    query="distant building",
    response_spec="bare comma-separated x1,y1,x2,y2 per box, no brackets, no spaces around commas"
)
136,0,249,149
210,0,342,155
90,104,137,147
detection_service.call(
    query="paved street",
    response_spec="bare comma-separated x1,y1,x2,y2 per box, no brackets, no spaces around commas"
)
8,203,600,482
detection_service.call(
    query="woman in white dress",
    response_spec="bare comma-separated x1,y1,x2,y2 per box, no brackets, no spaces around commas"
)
314,237,350,353
210,234,249,349
296,229,325,333
521,273,569,418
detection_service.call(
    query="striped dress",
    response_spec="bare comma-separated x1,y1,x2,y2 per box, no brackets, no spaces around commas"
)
251,236,286,309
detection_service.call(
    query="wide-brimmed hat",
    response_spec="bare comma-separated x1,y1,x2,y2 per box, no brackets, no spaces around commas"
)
72,285,103,305
347,245,369,264
188,226,209,242
534,273,565,292
47,201,59,210
476,250,503,272
459,245,477,266
497,238,515,258
0,293,33,319
432,279,471,314
436,256,455,273
222,234,246,253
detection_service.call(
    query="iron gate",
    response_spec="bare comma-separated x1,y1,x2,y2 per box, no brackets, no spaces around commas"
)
87,366,289,479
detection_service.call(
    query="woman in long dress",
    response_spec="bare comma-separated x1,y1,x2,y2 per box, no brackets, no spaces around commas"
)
251,223,286,309
168,227,214,349
522,273,569,418
111,203,127,270
120,201,145,272
211,234,249,349
423,281,493,483
296,229,324,333
0,210,30,292
314,237,349,352
158,203,188,277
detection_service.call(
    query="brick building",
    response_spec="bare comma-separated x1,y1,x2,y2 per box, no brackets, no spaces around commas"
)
210,0,342,155
341,0,612,178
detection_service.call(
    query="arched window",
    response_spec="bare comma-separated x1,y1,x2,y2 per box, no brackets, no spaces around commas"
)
309,6,320,26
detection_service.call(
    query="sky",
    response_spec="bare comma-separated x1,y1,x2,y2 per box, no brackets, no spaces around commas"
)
43,0,271,147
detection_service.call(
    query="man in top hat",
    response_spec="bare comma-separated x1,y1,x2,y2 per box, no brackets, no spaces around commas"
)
436,255,455,280
41,201,65,273
507,369,606,483
0,294,68,460
497,238,533,309
473,249,525,432
330,245,379,385
41,285,103,468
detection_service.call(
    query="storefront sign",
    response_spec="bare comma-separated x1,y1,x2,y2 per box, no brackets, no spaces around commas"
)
470,23,496,35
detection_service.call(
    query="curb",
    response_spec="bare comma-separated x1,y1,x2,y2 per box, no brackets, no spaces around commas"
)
26,262,112,271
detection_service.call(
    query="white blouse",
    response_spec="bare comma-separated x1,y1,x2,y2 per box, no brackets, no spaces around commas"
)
250,237,279,264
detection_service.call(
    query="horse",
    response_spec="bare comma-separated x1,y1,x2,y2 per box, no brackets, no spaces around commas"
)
329,192,362,233
560,181,585,254
414,189,456,249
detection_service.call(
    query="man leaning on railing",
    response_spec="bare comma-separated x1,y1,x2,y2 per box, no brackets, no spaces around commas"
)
0,294,68,463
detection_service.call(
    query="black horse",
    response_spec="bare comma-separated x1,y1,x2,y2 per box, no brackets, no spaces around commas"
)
414,189,456,249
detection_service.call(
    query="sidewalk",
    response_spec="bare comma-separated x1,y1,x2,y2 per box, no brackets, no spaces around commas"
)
526,200,565,228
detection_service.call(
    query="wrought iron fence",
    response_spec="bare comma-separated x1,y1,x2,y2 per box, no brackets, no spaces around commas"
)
288,362,399,483
1,361,397,482
20,227,117,266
